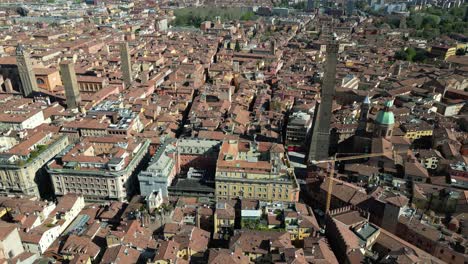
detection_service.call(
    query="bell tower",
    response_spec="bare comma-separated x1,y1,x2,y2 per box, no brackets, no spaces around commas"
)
356,96,370,136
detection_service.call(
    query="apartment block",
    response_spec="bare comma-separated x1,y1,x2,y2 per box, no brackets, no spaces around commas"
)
0,97,45,130
47,136,150,201
139,139,177,198
215,140,299,202
18,195,83,255
285,111,312,149
139,138,220,198
0,223,26,260
0,131,69,197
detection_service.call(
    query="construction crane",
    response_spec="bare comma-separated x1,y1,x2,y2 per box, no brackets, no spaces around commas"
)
310,150,408,214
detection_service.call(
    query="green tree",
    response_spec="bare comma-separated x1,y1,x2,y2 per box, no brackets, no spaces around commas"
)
356,0,368,10
426,6,443,16
395,47,427,62
291,1,306,9
456,48,466,56
422,14,441,28
395,49,407,60
408,13,424,29
465,5,468,22
413,49,428,62
405,47,417,61
452,21,467,33
422,27,440,39
403,5,468,39
388,17,401,28
449,6,465,17
172,7,257,28
234,40,241,52
240,11,255,21
275,0,289,7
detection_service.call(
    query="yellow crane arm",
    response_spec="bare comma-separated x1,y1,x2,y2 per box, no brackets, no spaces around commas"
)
322,150,408,214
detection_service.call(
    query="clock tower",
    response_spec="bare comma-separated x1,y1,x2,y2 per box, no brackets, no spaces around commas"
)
15,44,38,97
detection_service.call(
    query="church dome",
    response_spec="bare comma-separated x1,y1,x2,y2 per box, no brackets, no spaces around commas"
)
375,100,395,125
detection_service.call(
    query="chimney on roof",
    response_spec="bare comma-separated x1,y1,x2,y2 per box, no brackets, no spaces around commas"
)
232,60,240,73
393,62,402,77
4,78,14,93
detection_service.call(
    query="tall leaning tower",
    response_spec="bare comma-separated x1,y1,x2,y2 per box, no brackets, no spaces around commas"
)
120,42,133,88
60,60,81,110
15,44,38,97
308,39,339,163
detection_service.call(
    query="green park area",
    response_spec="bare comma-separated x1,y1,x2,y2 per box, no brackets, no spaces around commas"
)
172,7,256,27
371,4,468,38
405,5,468,38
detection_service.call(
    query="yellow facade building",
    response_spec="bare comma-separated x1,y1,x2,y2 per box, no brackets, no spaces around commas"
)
401,123,433,140
215,140,299,202
431,45,457,60
213,201,235,239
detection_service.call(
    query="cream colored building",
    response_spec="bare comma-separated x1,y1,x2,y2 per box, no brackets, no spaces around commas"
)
22,224,62,255
0,134,69,197
48,137,150,201
53,194,85,233
0,109,45,130
0,223,26,259
215,140,299,202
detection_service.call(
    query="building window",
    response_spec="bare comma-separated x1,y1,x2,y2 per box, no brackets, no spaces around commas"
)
36,78,45,85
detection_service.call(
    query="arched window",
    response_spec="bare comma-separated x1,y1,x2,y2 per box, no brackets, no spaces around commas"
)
36,78,45,85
